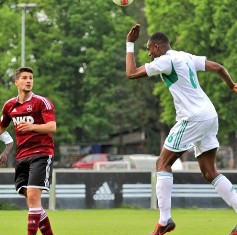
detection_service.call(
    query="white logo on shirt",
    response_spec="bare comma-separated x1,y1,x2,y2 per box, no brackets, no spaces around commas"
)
12,116,34,125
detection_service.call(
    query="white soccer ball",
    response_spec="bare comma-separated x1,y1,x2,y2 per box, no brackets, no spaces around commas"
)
112,0,134,7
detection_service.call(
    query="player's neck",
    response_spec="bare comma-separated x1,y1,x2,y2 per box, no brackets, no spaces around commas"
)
17,91,32,104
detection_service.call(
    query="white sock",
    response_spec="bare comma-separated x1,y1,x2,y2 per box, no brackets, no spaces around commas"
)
156,171,173,225
212,174,237,212
29,207,42,214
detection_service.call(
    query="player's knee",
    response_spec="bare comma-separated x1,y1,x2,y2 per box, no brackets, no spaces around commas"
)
26,189,42,207
156,156,172,172
156,157,163,170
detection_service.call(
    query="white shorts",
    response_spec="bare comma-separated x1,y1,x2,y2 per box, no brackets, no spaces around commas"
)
164,117,219,157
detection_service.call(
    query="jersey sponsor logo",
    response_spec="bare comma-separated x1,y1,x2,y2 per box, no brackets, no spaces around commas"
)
93,182,115,200
12,116,34,125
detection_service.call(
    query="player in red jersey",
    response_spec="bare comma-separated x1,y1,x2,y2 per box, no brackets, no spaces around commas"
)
0,67,56,235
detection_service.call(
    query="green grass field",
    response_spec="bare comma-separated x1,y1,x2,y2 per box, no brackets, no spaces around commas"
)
0,208,236,235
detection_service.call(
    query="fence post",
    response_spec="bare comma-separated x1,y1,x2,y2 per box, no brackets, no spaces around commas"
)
48,169,56,210
150,170,157,209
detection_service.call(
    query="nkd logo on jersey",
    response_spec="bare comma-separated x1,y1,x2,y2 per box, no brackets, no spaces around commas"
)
12,116,34,125
93,182,115,200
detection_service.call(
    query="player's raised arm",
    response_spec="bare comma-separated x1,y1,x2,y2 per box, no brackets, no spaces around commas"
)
126,24,147,79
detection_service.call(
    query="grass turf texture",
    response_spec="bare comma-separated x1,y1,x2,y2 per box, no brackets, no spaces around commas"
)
0,208,236,234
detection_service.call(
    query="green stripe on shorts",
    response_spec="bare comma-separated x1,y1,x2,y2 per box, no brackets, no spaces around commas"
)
173,120,188,149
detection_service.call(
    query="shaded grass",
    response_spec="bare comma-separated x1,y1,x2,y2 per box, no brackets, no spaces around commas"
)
0,208,236,235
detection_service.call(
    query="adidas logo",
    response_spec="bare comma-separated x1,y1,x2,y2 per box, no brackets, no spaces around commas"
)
231,186,235,192
12,108,17,113
93,182,115,200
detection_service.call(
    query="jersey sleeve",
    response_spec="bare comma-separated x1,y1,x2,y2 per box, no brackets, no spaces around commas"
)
145,55,172,77
40,98,56,123
191,55,206,71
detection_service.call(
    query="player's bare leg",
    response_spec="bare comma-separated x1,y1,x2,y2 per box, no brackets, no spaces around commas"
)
25,188,42,235
25,188,54,235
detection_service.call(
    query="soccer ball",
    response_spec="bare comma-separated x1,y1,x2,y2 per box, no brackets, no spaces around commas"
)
112,0,134,6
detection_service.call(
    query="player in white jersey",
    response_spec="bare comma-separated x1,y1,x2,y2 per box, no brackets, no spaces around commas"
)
126,23,237,235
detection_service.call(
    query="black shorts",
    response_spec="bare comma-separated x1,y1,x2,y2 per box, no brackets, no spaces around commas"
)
15,155,53,195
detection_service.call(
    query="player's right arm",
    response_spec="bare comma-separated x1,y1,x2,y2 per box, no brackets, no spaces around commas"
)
126,24,148,79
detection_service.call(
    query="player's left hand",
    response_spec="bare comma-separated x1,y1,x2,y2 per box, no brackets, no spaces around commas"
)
231,83,237,94
127,24,140,42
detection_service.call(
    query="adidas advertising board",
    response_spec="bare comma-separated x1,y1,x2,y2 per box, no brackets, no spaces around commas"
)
93,182,115,200
55,171,151,209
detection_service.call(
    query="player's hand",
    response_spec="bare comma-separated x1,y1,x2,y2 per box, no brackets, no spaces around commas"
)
17,122,33,132
231,83,237,94
127,24,140,42
0,152,8,165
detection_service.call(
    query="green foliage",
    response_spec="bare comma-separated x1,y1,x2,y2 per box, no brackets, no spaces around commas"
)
0,201,18,210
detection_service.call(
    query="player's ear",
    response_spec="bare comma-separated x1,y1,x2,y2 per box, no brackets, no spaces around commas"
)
14,78,18,85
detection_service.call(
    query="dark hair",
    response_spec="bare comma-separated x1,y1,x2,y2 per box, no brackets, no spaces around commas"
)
14,67,33,80
149,32,170,44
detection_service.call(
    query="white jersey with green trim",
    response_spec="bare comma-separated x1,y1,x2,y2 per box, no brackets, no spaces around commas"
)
145,49,217,121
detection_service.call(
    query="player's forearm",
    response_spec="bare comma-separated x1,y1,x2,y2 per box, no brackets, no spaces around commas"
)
3,142,14,155
126,53,139,79
0,142,13,164
31,121,56,134
206,60,235,89
126,54,147,79
217,66,235,89
0,131,14,164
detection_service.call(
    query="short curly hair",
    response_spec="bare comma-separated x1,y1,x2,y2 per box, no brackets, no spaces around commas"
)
149,32,170,44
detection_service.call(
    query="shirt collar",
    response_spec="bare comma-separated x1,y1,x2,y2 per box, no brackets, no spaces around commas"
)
16,92,34,103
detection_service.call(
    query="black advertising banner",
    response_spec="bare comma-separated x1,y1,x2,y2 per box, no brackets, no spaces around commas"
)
55,171,151,209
